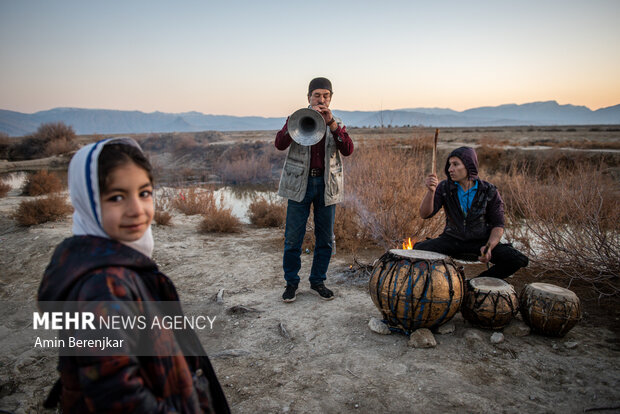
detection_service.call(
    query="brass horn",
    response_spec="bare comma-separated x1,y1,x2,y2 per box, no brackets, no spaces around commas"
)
288,108,326,146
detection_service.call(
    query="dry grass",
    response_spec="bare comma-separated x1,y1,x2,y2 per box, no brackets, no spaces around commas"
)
172,187,215,215
22,170,63,196
248,197,286,227
170,186,242,233
153,192,173,226
199,209,242,233
154,211,173,226
44,137,76,156
13,195,72,226
217,154,273,185
476,144,620,178
530,138,620,150
198,191,242,233
0,180,10,198
497,163,620,298
339,139,444,250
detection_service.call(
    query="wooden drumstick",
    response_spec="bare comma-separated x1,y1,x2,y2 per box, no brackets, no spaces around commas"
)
482,243,491,269
483,243,490,255
432,128,439,175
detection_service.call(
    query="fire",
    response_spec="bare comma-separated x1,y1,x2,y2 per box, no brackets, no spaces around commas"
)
402,237,415,250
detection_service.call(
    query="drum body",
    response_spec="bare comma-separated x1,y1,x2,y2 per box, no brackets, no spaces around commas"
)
369,249,464,332
520,283,581,337
461,277,518,329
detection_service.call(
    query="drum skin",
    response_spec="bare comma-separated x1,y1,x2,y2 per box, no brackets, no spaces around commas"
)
369,249,464,332
461,277,518,329
520,283,581,337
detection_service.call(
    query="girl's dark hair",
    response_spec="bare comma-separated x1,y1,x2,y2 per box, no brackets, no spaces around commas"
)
98,143,153,192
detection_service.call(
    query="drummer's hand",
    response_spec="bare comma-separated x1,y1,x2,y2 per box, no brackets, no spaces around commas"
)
425,174,438,192
478,245,492,263
313,104,333,123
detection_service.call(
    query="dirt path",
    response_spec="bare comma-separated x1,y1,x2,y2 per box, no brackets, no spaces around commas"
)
0,194,619,413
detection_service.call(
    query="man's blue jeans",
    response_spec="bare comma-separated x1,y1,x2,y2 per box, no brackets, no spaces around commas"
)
283,176,335,287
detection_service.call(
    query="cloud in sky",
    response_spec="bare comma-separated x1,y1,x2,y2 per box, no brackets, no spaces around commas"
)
1,0,619,117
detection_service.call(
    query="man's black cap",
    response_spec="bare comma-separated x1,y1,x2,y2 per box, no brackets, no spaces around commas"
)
308,77,333,95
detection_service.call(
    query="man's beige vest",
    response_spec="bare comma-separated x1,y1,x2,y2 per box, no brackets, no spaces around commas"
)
277,117,344,206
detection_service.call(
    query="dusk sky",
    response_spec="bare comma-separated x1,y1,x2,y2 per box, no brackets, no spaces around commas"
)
1,0,619,117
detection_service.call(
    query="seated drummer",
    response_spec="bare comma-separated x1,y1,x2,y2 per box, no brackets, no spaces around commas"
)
414,146,528,279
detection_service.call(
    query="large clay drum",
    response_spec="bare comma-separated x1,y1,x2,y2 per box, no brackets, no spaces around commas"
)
461,277,519,329
520,282,581,337
369,249,464,332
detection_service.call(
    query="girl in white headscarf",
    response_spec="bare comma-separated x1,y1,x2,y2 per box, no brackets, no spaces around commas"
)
38,138,229,413
68,137,154,257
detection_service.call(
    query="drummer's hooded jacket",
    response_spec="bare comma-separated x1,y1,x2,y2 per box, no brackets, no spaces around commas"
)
428,146,505,241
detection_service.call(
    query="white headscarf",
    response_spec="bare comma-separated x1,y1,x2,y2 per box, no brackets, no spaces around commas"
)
68,137,154,258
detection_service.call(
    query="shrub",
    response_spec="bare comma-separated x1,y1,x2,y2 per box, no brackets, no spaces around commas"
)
333,203,365,253
44,137,76,156
198,191,242,233
199,208,242,233
172,187,215,215
154,191,173,226
501,163,620,298
154,211,172,226
342,140,444,249
248,197,286,227
36,122,76,143
0,180,11,197
171,186,241,233
8,136,47,160
22,122,77,157
217,154,272,185
0,133,10,159
22,170,63,196
13,195,72,226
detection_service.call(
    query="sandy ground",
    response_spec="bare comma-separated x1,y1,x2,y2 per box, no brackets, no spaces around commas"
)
0,187,619,414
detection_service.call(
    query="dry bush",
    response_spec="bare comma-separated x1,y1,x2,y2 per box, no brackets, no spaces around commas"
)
22,170,63,196
342,140,444,249
333,203,365,253
531,139,620,150
35,122,77,157
44,137,76,156
501,163,620,298
0,180,11,197
171,186,241,233
154,211,172,226
174,135,199,151
217,154,272,185
8,136,47,160
172,187,216,215
199,208,242,233
198,192,242,233
13,195,72,226
154,192,173,226
477,147,620,178
36,122,76,142
248,197,286,227
0,133,10,159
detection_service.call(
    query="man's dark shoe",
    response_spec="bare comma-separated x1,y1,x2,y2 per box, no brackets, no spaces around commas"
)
310,283,334,301
282,285,297,303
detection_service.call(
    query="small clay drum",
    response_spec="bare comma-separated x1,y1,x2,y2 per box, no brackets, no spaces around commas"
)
369,249,464,332
520,283,581,337
461,277,519,329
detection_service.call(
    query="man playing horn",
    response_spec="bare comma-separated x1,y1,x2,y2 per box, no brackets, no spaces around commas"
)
415,146,528,279
275,77,354,302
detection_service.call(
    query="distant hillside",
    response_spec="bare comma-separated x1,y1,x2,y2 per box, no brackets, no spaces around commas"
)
1,101,619,136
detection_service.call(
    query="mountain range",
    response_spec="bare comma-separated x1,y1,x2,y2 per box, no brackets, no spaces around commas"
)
1,101,619,136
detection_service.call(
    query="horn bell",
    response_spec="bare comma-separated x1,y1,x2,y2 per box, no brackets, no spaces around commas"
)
288,108,326,146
